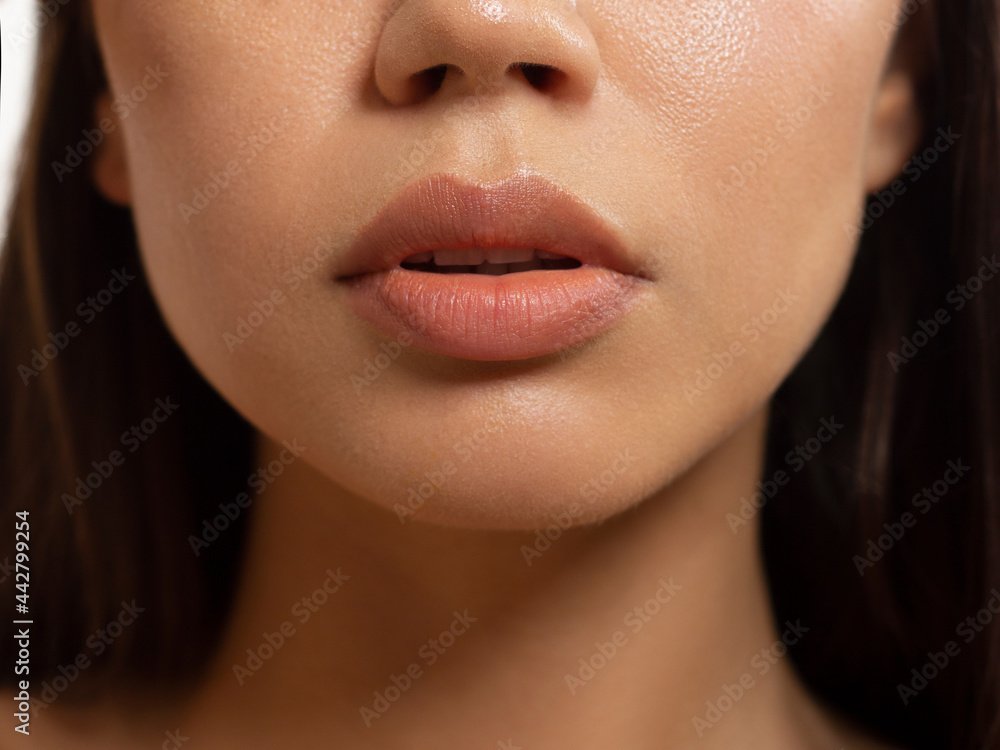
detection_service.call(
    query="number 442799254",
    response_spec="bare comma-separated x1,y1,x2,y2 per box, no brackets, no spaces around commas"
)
15,510,29,613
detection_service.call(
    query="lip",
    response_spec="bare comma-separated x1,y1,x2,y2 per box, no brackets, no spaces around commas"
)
336,171,650,361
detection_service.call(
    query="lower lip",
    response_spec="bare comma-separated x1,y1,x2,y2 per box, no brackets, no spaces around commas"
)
342,266,646,361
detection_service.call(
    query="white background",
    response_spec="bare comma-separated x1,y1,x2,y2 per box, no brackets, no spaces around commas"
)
1,0,41,244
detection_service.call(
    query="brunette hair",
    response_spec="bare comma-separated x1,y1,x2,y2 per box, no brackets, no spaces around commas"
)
1,2,997,748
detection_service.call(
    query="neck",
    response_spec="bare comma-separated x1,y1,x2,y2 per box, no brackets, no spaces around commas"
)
185,405,844,748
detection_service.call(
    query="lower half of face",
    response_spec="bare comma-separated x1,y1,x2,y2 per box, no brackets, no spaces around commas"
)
92,0,904,529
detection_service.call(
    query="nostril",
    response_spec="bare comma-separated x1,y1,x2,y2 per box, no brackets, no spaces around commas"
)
412,64,449,98
396,62,574,105
514,63,563,91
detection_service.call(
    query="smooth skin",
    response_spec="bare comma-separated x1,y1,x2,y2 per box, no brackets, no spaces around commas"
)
26,0,924,747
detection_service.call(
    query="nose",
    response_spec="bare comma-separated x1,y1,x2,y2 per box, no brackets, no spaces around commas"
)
374,0,601,106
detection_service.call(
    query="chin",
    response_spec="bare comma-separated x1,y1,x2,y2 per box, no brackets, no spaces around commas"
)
374,465,647,531
303,428,657,531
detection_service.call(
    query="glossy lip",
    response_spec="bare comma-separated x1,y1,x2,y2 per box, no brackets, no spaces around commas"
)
335,171,647,279
335,171,651,361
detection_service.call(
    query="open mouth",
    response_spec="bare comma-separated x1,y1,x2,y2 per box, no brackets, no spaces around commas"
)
339,171,647,360
399,248,583,275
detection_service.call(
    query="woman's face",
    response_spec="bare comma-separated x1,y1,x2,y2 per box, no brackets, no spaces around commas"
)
90,0,919,529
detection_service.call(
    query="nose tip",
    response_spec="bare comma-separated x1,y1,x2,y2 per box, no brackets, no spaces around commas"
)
374,0,601,106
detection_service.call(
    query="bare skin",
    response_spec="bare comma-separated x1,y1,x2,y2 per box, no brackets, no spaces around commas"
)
10,0,927,746
15,408,903,748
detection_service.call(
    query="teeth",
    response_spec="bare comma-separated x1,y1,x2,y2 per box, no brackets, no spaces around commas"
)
401,248,575,267
433,248,486,266
485,248,535,264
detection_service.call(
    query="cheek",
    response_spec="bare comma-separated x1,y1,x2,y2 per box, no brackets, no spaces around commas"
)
93,2,373,305
93,0,387,399
594,0,897,404
92,0,900,529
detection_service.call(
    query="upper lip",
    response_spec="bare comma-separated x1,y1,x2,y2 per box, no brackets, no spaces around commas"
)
335,171,644,279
